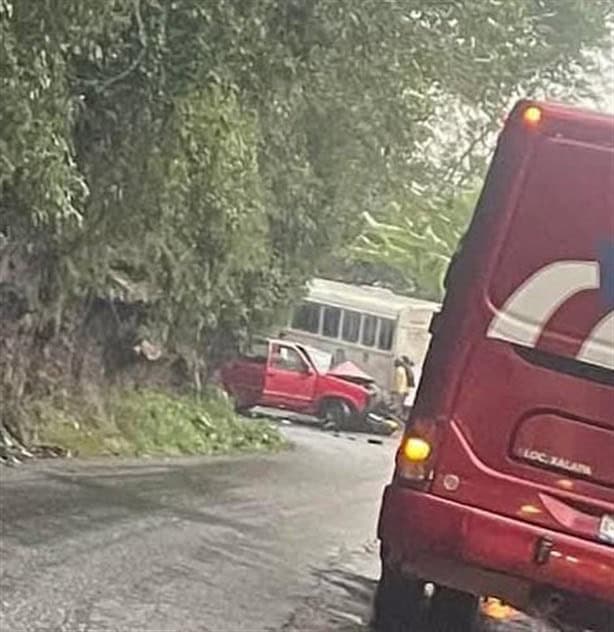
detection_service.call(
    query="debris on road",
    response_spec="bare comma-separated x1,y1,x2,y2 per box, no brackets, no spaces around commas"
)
481,598,522,623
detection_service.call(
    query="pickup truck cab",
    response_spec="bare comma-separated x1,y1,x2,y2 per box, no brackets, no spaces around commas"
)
220,338,373,425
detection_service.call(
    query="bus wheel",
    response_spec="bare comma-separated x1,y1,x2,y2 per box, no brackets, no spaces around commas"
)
320,398,352,430
373,563,425,631
426,586,479,632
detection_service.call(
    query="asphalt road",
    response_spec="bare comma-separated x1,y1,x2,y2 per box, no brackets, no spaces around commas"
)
0,424,551,632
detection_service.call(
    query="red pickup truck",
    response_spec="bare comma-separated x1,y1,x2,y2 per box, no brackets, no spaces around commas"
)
220,338,375,426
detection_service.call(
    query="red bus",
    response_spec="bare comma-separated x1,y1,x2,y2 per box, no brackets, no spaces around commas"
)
375,101,614,632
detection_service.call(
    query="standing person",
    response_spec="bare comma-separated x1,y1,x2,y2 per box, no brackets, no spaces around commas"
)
391,358,409,419
401,356,416,420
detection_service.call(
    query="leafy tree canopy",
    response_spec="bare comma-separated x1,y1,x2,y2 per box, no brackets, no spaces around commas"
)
1,0,612,365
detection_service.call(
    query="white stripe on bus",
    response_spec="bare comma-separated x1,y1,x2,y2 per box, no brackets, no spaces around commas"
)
487,261,600,348
576,310,614,371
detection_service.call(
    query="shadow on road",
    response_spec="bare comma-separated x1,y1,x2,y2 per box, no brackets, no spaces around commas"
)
282,559,554,632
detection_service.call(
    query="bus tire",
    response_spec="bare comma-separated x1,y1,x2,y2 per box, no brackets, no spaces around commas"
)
373,563,425,631
426,586,479,632
320,398,352,430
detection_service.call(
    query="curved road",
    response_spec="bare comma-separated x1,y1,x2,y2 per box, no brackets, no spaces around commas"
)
0,425,549,631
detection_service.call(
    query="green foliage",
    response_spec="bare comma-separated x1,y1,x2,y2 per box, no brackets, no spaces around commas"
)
1,0,612,385
29,388,286,457
352,188,480,299
328,0,614,299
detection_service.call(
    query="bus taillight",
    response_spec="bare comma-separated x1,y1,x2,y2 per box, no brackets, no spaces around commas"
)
394,418,440,488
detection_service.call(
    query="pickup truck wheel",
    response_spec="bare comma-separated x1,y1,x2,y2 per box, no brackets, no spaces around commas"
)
320,398,352,430
426,586,479,632
373,563,426,631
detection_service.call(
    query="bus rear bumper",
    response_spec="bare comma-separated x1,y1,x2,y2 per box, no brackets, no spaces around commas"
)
377,484,614,629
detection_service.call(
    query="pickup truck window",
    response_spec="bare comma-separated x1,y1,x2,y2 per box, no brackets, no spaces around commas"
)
301,346,332,373
271,344,308,373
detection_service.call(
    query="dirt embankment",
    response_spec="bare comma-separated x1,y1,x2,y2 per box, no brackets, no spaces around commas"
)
0,248,281,463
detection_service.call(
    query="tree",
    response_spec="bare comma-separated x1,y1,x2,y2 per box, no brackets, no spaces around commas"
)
317,0,614,298
352,188,480,299
1,0,612,428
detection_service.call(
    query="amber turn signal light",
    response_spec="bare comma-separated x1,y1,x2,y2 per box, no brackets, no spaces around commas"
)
523,105,542,126
402,437,432,462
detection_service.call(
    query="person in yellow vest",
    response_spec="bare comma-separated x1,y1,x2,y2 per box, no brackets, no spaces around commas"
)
391,358,409,418
401,355,416,419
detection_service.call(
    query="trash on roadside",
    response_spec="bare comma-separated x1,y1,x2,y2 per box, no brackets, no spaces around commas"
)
480,597,518,621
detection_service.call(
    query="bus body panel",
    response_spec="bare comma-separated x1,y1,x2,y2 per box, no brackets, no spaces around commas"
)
283,279,439,391
432,103,614,530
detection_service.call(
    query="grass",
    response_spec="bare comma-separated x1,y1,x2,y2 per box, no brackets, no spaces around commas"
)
26,387,286,458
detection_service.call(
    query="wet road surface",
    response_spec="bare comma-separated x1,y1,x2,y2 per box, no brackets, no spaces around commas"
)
0,425,553,631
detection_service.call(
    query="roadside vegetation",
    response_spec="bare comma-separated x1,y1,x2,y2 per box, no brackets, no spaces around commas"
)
1,0,612,456
26,388,285,458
